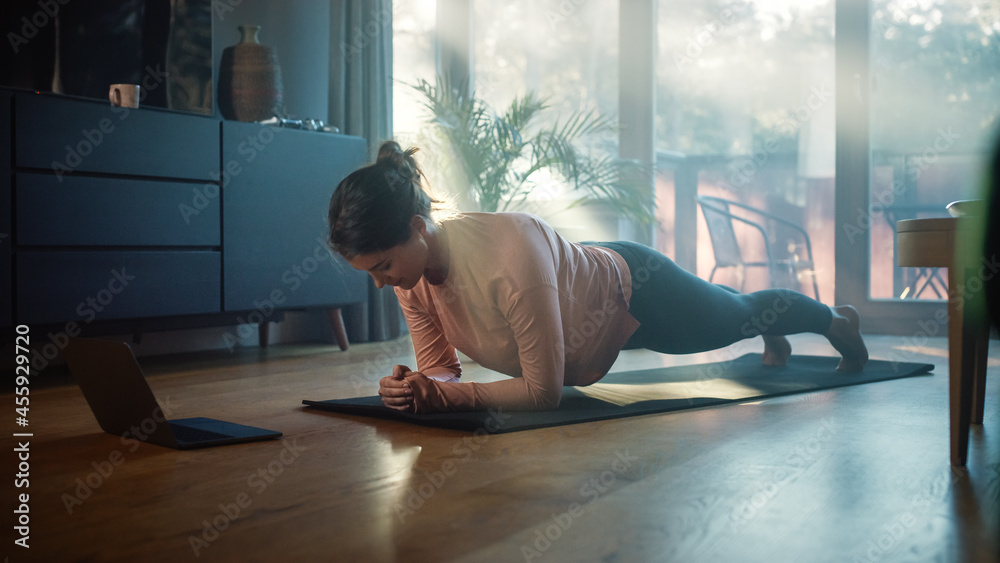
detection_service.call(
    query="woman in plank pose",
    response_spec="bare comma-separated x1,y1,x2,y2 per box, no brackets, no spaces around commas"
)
328,141,868,413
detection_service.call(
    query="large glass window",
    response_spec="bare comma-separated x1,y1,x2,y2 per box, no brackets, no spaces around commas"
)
394,1,622,240
392,1,1000,320
472,1,618,121
657,0,836,302
868,0,1000,301
392,0,437,144
469,0,620,240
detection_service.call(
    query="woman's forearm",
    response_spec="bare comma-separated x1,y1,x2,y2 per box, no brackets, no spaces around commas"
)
406,374,562,413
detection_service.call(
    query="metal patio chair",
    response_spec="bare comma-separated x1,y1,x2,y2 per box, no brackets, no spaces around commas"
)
697,195,821,300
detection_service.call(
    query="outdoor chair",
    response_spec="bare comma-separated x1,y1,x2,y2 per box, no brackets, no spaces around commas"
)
697,195,821,300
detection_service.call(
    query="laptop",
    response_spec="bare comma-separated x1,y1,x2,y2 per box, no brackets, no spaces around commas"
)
64,337,282,449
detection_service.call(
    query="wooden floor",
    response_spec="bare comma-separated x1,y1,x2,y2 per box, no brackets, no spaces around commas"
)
4,333,999,563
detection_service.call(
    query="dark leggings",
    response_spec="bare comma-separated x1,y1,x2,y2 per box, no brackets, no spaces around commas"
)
589,241,833,354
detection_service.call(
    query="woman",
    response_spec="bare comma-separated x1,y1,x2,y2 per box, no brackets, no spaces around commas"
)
328,141,868,414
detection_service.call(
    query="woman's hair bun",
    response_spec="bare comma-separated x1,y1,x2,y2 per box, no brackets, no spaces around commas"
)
376,140,422,182
329,141,452,257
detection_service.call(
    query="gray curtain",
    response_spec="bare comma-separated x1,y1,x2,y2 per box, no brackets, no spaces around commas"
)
329,0,407,342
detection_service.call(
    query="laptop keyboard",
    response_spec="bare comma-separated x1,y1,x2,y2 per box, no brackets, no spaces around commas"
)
169,423,232,443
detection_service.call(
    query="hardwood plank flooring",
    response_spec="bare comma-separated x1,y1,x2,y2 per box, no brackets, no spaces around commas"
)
2,334,998,562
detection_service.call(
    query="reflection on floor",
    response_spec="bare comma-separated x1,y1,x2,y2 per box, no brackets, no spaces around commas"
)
16,333,1000,562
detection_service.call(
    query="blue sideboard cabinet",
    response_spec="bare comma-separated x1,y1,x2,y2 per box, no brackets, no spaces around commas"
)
6,89,367,347
14,93,222,324
222,121,367,313
1,91,10,327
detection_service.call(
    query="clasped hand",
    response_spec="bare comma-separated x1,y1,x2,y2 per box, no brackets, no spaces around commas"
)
379,365,422,412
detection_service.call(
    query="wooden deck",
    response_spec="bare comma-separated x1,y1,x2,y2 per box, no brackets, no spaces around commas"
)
5,333,998,562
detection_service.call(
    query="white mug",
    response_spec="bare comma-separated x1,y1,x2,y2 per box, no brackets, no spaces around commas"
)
109,84,140,108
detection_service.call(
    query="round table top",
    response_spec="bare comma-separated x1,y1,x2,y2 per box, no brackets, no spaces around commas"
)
897,217,972,233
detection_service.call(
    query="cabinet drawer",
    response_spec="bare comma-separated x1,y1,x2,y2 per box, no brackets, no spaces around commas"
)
16,173,220,247
15,94,219,180
16,251,221,324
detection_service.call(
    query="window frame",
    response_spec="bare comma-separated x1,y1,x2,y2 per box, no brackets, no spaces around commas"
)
430,0,948,335
834,0,945,335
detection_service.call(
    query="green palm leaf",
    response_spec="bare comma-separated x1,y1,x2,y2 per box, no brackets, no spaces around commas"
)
409,74,656,226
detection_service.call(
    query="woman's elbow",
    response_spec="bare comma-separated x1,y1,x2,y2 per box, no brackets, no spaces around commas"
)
530,386,562,410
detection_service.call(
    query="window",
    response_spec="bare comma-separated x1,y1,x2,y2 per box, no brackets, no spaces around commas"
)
392,1,1000,332
868,0,999,301
392,0,437,144
470,0,620,239
657,0,836,301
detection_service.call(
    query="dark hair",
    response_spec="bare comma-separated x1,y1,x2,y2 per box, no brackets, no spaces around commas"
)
328,141,438,258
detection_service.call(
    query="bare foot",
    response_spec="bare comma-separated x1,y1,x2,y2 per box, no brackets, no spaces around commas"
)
826,305,869,372
762,335,792,366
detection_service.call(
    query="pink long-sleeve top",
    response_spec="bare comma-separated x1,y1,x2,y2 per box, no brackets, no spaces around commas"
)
395,212,640,412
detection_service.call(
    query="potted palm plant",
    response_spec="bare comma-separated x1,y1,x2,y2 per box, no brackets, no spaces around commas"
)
408,75,656,229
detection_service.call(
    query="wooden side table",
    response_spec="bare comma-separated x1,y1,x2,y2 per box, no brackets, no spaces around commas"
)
897,218,990,466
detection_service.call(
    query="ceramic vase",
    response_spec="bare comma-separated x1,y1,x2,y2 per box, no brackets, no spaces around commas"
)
217,25,283,121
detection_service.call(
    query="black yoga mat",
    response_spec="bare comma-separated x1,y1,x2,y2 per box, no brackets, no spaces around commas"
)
303,354,934,433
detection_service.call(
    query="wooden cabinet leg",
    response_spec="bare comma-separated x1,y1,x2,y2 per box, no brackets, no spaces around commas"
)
328,308,349,351
259,321,270,348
